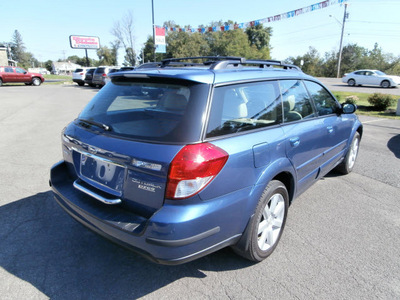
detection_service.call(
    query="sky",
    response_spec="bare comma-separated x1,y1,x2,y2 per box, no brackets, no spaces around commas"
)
1,0,400,65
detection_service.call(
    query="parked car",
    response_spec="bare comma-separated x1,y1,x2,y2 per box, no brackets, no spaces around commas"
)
50,56,362,265
136,62,161,69
342,70,400,88
92,66,115,87
83,68,96,87
119,66,135,71
104,67,121,85
0,66,45,86
72,68,91,86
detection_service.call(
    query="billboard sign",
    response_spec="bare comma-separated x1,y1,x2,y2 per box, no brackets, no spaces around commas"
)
155,27,166,53
69,35,100,49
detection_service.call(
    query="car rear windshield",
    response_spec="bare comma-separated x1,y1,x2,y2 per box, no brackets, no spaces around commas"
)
78,77,209,143
94,68,106,74
74,69,84,72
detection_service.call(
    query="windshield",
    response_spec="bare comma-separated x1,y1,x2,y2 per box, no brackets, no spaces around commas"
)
78,77,209,143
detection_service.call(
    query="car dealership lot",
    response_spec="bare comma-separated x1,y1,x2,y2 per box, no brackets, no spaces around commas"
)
0,85,399,299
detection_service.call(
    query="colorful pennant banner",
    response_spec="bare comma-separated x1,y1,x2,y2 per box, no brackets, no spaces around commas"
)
163,0,347,33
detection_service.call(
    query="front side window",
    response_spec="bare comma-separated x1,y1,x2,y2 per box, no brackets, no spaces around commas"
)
78,78,209,143
16,68,26,74
304,81,340,116
206,81,282,138
279,80,315,123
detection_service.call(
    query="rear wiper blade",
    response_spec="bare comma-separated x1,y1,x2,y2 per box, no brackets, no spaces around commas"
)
78,118,112,131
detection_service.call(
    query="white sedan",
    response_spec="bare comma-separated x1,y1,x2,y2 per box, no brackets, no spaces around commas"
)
342,70,400,88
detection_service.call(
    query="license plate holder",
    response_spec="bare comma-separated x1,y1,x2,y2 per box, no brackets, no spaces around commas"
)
80,153,125,192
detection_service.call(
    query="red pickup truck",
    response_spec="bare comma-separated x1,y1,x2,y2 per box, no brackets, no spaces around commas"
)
0,66,45,86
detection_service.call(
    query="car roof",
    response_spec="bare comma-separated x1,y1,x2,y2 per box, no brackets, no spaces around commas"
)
352,69,380,72
110,56,315,85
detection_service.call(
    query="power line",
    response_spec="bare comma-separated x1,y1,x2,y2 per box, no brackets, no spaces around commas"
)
349,20,400,25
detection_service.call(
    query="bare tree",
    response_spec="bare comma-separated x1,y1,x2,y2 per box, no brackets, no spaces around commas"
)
111,11,136,66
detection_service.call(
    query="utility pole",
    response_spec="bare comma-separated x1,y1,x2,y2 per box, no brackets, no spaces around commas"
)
336,3,348,78
151,0,156,62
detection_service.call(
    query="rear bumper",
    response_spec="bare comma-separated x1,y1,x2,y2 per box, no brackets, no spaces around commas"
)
72,79,85,84
50,160,244,264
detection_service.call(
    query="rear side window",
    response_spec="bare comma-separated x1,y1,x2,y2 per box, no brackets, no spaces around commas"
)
78,79,209,143
304,81,340,116
279,80,315,123
5,67,14,73
206,81,282,138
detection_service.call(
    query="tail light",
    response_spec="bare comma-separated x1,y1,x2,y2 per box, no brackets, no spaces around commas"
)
166,143,228,199
102,73,107,77
79,72,84,75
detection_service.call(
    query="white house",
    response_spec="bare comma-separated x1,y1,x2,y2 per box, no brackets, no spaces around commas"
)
51,61,81,75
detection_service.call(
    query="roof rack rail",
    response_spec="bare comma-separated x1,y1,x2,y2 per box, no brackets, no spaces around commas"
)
159,56,301,71
244,59,301,71
161,56,245,69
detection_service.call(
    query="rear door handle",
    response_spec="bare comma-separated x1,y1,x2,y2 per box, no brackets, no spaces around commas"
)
290,137,300,147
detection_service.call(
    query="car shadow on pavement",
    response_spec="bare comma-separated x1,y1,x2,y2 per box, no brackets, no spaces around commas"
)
0,191,254,299
387,134,400,159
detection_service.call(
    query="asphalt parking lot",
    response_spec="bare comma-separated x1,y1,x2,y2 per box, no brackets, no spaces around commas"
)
0,84,399,299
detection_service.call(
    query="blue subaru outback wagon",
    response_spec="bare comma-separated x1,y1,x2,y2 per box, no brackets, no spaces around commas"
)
50,57,362,264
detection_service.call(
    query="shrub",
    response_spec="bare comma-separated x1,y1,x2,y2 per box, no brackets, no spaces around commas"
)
345,95,359,105
367,93,396,111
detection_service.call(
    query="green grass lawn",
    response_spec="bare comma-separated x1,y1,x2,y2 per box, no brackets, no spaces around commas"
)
332,91,400,119
43,74,73,85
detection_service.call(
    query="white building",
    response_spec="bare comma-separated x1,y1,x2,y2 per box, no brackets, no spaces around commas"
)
0,44,15,66
51,61,81,75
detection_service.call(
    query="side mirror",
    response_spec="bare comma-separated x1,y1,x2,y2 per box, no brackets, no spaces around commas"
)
341,103,357,114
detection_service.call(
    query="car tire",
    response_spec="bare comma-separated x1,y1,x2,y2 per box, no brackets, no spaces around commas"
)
32,77,42,86
336,132,360,175
380,80,390,88
233,180,289,262
347,79,356,86
0,78,3,86
78,82,84,86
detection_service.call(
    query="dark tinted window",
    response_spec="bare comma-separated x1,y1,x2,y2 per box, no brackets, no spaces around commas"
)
304,81,340,116
74,69,84,72
206,81,282,138
94,67,106,74
5,67,13,73
78,78,209,143
279,80,315,123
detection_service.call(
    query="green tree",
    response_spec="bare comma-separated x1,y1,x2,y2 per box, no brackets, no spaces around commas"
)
339,43,368,75
166,31,209,58
10,30,25,64
139,36,159,64
245,24,272,57
44,60,53,72
286,47,323,76
97,46,115,66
